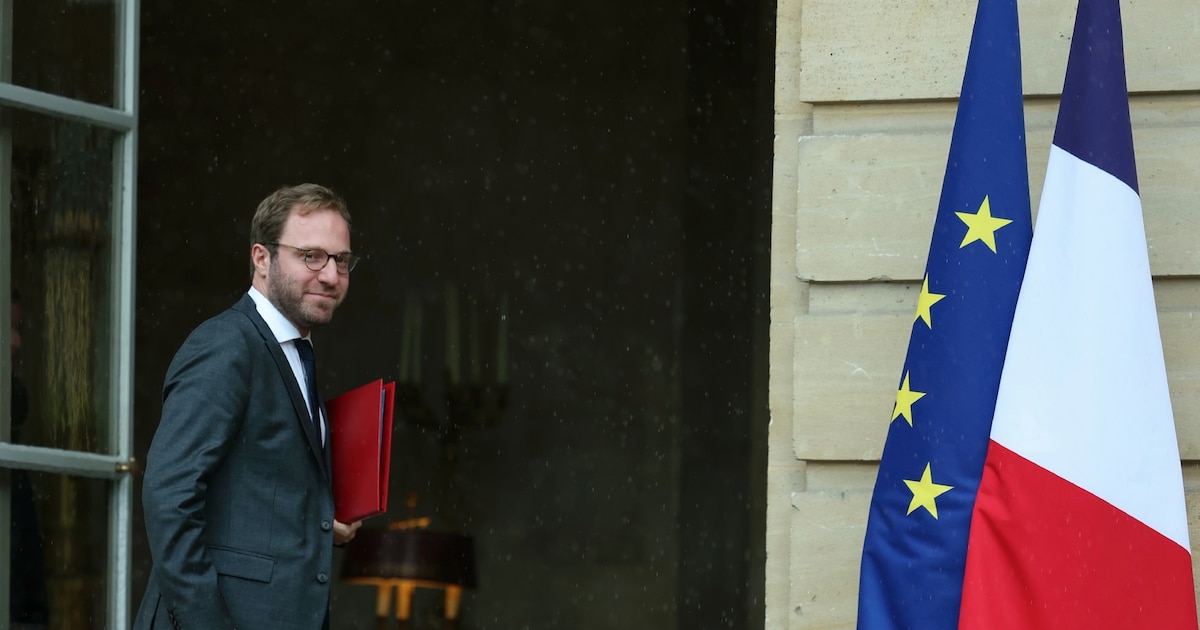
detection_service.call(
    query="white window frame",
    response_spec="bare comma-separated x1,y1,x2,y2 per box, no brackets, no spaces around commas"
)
0,1,139,627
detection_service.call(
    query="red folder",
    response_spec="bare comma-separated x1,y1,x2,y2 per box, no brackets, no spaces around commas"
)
327,378,396,523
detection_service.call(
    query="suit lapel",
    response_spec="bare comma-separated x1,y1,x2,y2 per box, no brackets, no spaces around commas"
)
232,295,331,482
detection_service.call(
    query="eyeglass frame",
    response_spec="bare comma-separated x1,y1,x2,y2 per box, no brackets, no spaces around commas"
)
263,242,361,274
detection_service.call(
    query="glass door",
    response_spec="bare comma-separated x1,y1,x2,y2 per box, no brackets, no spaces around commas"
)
0,0,138,628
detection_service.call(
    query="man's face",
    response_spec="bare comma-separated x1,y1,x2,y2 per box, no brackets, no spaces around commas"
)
258,207,351,335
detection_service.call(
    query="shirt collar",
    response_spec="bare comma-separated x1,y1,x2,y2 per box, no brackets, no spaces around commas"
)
247,286,308,345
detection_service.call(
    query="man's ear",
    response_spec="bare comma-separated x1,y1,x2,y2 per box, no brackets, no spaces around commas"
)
250,243,271,278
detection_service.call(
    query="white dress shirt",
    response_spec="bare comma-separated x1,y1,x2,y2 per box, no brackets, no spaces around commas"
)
247,286,326,445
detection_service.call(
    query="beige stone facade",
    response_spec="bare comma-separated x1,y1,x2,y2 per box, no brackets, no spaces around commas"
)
767,0,1200,627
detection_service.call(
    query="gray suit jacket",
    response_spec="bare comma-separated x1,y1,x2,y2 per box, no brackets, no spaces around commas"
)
134,295,335,630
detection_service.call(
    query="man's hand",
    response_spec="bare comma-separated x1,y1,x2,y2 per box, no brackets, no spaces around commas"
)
333,519,362,545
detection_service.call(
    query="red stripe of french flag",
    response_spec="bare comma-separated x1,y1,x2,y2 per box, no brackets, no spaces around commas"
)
963,442,1195,628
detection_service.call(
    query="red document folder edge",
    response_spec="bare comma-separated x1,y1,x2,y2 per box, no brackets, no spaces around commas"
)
327,378,395,523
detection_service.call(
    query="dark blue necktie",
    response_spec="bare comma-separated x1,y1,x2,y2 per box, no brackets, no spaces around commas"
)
295,338,323,441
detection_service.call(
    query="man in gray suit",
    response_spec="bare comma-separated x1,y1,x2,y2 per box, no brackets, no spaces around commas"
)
135,183,363,630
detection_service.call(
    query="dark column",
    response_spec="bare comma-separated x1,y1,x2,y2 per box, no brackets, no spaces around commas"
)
678,0,774,627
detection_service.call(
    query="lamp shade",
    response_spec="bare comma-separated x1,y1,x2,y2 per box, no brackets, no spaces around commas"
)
341,528,477,589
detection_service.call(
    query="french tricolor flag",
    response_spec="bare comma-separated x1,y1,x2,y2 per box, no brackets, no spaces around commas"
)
959,0,1198,627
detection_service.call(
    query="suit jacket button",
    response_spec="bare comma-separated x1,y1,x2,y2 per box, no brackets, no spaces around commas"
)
321,520,332,531
317,572,329,583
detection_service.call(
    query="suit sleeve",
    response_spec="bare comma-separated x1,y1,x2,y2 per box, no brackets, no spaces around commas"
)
141,318,254,629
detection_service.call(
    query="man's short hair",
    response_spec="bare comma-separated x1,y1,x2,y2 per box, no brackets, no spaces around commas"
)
249,183,352,251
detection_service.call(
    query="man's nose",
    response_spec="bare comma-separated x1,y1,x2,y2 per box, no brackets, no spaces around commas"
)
316,258,341,283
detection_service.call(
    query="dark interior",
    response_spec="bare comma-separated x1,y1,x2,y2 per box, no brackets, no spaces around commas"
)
10,0,775,627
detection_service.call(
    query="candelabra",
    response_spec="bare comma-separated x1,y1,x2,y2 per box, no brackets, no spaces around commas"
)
393,286,508,446
369,288,503,625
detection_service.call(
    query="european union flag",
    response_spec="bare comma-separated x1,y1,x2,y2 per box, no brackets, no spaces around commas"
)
856,0,1032,628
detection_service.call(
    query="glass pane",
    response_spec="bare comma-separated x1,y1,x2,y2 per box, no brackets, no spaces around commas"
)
7,107,118,454
9,469,110,628
11,0,117,107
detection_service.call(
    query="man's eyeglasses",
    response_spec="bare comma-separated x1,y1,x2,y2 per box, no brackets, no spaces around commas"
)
266,242,360,274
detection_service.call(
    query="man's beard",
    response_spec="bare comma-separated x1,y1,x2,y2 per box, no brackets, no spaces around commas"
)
266,257,341,331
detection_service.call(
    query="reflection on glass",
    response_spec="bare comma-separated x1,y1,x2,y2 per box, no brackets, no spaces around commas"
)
7,107,117,454
9,470,109,629
11,0,117,107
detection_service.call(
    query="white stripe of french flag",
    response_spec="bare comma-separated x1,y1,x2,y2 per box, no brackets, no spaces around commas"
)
958,0,1198,627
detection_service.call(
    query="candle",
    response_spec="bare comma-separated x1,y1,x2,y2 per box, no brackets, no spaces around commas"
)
445,284,461,384
398,293,413,382
497,294,508,383
413,298,423,382
468,297,481,383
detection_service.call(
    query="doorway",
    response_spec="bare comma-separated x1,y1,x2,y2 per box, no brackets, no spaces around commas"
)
133,1,773,628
